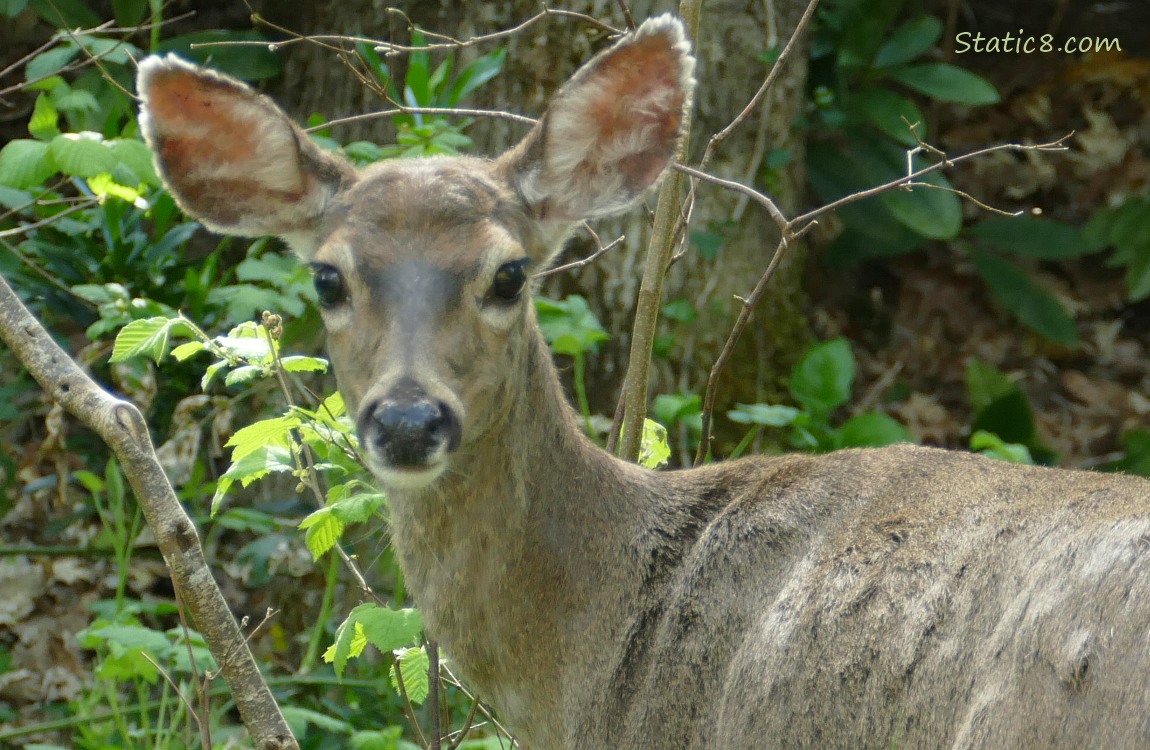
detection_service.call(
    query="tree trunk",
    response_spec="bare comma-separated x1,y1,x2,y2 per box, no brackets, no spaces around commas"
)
257,0,812,455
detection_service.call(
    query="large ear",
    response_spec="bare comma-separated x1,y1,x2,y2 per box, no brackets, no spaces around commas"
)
137,55,355,258
499,15,695,225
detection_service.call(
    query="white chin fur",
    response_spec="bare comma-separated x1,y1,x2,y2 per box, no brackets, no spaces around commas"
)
368,461,447,491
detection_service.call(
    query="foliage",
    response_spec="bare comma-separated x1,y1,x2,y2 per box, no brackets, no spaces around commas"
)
964,359,1055,464
343,32,508,158
727,338,914,454
807,0,993,263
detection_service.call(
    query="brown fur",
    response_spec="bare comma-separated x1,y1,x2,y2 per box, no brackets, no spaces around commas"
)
138,16,1150,750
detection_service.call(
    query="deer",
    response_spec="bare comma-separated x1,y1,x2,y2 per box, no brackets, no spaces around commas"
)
137,15,1150,750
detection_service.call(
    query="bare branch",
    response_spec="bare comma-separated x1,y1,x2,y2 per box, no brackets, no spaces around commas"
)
0,275,300,749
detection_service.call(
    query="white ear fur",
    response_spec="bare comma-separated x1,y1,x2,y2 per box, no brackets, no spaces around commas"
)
505,15,695,224
137,55,354,258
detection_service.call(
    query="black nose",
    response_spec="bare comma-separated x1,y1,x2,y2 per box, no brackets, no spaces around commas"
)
364,397,461,468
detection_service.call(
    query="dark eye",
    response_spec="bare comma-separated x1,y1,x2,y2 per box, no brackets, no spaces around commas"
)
311,264,347,307
491,259,529,303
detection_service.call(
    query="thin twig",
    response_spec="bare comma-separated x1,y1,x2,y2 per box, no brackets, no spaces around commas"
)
306,107,536,134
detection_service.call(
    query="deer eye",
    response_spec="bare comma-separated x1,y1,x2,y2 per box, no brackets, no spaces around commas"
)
311,264,347,307
490,259,529,303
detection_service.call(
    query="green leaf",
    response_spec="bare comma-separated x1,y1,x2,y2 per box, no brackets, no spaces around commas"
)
852,88,927,145
30,0,101,27
391,646,430,704
47,133,118,178
330,491,388,524
279,355,330,374
25,45,79,83
879,168,962,240
969,216,1095,260
790,338,855,413
325,615,366,676
110,316,195,363
1108,431,1150,476
28,93,60,140
107,139,159,186
873,16,943,68
727,403,801,427
971,390,1035,446
300,508,344,559
888,62,1000,105
0,139,55,189
445,47,507,105
639,418,671,469
281,707,352,739
964,359,1015,412
224,364,267,387
171,341,207,362
357,605,423,653
536,295,609,355
220,445,295,488
971,430,1034,464
971,250,1078,346
837,412,913,448
225,415,301,463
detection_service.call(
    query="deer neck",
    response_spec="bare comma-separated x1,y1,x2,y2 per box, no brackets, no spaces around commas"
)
384,325,653,737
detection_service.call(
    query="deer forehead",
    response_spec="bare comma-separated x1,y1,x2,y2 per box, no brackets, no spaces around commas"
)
315,157,538,274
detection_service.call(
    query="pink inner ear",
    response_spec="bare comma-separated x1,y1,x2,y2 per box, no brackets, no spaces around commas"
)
146,70,284,189
585,32,686,160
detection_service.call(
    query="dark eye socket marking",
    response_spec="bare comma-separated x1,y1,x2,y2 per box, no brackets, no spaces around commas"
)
309,263,347,308
488,258,530,305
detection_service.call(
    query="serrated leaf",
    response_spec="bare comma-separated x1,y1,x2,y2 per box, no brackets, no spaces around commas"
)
888,62,1000,105
52,87,99,115
201,360,229,391
220,445,295,487
171,341,206,362
639,418,671,469
391,646,429,704
971,250,1078,346
331,492,387,524
970,216,1094,260
0,139,55,188
300,508,344,560
357,605,423,653
224,364,267,387
325,616,369,676
110,316,194,363
47,133,118,178
225,414,301,463
107,139,159,185
279,355,329,374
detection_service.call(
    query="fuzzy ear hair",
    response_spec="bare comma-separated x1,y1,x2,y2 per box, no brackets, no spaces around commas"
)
137,55,355,256
500,15,695,224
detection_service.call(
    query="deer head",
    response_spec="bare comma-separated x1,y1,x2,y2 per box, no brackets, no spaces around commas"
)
138,16,694,490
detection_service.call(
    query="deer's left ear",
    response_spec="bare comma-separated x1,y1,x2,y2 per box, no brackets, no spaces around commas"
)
137,55,355,258
498,15,695,225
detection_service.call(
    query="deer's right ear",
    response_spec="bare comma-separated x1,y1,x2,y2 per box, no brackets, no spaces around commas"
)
137,55,355,258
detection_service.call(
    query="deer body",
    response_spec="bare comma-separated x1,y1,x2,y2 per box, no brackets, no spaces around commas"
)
139,16,1150,749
